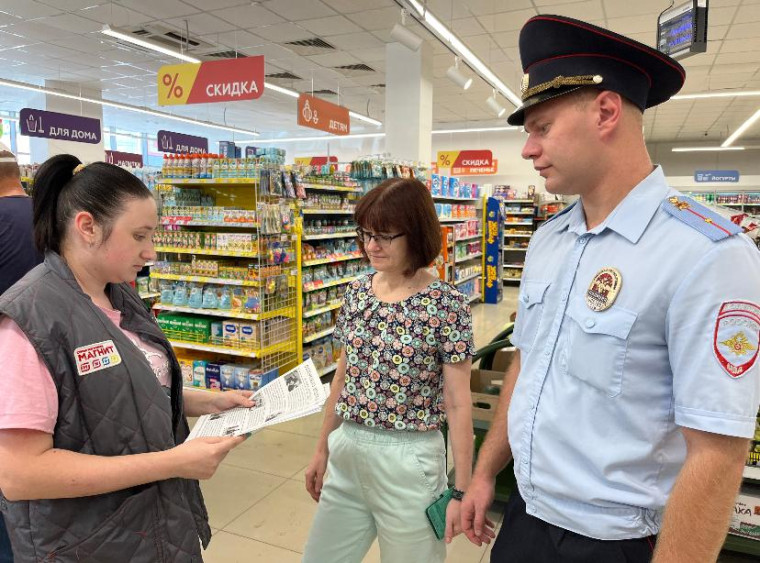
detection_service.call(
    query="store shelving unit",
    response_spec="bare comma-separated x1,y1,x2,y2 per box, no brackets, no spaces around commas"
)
299,174,369,379
433,193,483,303
684,190,760,212
502,199,534,284
150,174,300,390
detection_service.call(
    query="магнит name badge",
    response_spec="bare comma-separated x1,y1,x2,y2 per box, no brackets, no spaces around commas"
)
714,301,760,379
586,268,622,312
74,340,122,376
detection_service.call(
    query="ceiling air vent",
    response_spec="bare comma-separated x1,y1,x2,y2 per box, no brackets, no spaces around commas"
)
266,71,302,81
371,83,386,88
333,63,376,77
206,50,248,59
283,37,336,55
107,24,215,54
312,89,338,96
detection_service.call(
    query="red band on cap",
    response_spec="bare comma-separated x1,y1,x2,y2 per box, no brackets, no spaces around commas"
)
526,53,653,86
528,16,686,81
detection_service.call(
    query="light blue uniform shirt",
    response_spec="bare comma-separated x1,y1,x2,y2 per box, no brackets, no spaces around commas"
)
509,166,760,540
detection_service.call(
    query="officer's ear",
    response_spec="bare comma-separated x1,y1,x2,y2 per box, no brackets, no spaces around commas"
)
595,90,624,139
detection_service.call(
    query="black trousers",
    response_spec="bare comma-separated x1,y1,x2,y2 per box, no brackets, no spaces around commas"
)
490,491,657,563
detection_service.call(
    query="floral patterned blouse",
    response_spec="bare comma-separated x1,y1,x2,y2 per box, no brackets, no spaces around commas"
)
333,273,475,431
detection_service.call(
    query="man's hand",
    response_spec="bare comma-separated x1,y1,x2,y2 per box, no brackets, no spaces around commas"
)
445,499,463,543
208,390,256,413
461,474,497,546
304,448,329,502
171,436,246,480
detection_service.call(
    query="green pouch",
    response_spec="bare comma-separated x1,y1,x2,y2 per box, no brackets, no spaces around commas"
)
425,488,452,540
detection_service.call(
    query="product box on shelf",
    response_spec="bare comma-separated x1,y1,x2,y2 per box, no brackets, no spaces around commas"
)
730,490,760,541
205,362,223,391
192,360,208,388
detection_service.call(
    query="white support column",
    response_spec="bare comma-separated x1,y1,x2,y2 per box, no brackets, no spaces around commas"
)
384,42,433,163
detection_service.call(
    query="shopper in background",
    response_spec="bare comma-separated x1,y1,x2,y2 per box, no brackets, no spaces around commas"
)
0,155,253,562
461,15,760,563
302,178,475,562
0,145,41,296
0,145,41,563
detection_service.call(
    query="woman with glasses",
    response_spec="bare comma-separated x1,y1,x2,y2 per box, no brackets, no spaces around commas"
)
303,177,476,562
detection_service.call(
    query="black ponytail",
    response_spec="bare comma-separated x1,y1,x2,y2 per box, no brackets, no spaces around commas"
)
32,154,152,254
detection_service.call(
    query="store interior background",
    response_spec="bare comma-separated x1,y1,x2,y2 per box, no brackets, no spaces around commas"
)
1,1,760,562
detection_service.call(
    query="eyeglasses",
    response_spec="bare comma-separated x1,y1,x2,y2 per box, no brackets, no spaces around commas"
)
356,228,405,248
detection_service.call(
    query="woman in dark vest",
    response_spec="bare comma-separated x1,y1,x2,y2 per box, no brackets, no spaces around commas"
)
0,155,250,562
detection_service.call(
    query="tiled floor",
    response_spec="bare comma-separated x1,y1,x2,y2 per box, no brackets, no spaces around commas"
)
197,289,520,563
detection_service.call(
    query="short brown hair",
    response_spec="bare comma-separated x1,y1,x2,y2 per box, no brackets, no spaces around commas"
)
0,151,20,181
354,177,441,276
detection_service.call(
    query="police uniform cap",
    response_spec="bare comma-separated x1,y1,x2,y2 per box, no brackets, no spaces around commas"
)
508,15,686,126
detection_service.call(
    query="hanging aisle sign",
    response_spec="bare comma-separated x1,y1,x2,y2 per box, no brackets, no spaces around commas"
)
157,130,208,154
105,150,143,167
158,56,265,106
694,170,740,183
297,94,350,136
19,108,101,144
437,150,497,175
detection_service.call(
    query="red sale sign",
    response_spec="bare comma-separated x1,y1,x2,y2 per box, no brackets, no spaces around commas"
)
158,56,265,106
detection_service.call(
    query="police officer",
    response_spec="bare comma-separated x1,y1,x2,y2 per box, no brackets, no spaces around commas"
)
460,15,760,563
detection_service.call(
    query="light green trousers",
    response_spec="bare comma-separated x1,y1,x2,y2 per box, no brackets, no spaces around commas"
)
302,421,448,563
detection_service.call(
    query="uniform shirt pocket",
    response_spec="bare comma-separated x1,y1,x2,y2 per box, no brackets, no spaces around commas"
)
513,280,551,354
564,299,638,398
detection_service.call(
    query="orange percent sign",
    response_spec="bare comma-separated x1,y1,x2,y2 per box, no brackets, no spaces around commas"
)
162,73,183,99
439,154,451,167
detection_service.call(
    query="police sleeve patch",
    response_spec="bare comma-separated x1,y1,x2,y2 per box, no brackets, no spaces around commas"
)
662,196,742,241
713,301,760,379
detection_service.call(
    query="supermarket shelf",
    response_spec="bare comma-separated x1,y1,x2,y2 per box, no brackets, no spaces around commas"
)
505,263,525,269
303,254,362,267
158,178,258,185
504,247,528,251
303,276,356,292
303,183,362,193
455,233,482,242
167,339,294,359
302,232,356,241
503,276,522,282
723,534,760,556
505,221,533,226
151,273,262,287
504,233,532,238
304,326,336,344
439,217,477,223
302,209,354,215
139,292,160,300
303,301,343,318
454,272,482,285
318,363,338,377
160,218,258,228
505,211,534,216
153,304,296,321
154,246,258,258
455,252,483,263
432,195,479,202
503,199,534,204
722,203,744,207
468,293,481,304
744,465,760,481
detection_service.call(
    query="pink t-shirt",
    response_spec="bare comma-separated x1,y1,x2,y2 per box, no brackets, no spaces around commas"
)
0,305,170,434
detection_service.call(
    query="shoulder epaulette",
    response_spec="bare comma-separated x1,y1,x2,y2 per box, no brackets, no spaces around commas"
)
543,201,577,225
661,196,742,241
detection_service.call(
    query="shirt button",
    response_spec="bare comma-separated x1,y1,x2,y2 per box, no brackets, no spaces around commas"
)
578,237,587,246
544,349,551,357
522,294,529,304
585,319,596,329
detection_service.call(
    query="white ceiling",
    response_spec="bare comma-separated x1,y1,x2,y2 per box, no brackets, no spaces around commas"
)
0,0,758,144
